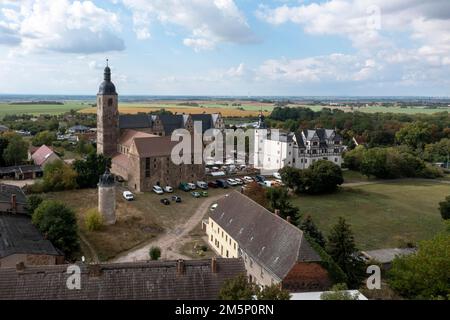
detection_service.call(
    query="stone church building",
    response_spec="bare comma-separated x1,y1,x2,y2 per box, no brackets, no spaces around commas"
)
96,63,223,192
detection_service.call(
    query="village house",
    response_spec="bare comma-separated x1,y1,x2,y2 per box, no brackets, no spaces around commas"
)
0,184,63,268
0,258,245,299
204,191,331,292
29,144,60,167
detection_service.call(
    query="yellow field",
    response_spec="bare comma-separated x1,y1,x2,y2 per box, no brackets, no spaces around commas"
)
80,106,270,117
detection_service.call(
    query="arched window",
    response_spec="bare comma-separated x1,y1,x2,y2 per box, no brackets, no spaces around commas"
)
108,98,113,106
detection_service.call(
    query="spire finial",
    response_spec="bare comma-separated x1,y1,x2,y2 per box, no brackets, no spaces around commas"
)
106,58,109,67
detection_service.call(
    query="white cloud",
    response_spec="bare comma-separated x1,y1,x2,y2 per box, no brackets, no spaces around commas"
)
121,0,258,51
0,0,125,54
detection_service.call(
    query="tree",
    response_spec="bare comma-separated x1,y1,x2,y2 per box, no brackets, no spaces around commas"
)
395,121,432,150
73,152,110,188
32,130,56,147
266,187,299,219
299,215,326,248
360,147,389,178
243,182,268,208
149,246,161,260
256,284,291,300
32,200,80,258
75,137,95,155
439,196,450,220
26,195,43,216
219,274,256,300
343,145,365,170
320,283,359,300
2,134,28,166
0,136,9,166
307,160,343,194
85,209,103,231
326,217,365,288
389,234,450,299
423,138,450,163
42,160,78,191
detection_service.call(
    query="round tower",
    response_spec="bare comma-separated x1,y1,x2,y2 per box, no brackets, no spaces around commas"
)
98,168,116,225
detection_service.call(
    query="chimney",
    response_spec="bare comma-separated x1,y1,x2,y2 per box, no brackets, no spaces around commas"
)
88,264,103,277
211,257,217,273
16,262,25,272
286,216,292,224
177,259,185,275
11,194,17,212
274,209,280,216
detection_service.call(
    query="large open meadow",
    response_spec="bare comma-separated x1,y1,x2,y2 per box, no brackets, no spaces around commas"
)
291,180,449,250
0,101,88,118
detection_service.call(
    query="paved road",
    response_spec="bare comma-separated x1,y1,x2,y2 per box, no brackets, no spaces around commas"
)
112,194,223,262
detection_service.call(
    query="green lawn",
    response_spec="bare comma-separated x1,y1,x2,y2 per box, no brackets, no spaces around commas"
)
291,180,448,250
0,102,88,117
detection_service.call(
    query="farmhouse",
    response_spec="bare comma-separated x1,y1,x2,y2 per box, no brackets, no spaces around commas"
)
204,191,331,292
96,63,223,192
29,144,60,167
0,258,245,299
254,113,344,171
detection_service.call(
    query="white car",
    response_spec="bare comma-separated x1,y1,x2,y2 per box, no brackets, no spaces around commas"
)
196,181,208,189
273,172,282,180
227,178,238,186
123,191,134,201
152,185,164,195
243,176,254,183
234,178,243,185
187,183,196,190
210,203,218,211
164,186,173,193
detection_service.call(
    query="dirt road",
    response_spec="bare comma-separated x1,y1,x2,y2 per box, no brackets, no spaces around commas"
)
112,195,223,262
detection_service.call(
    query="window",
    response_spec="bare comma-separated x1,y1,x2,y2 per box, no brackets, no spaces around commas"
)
210,235,213,241
108,98,113,106
145,158,150,178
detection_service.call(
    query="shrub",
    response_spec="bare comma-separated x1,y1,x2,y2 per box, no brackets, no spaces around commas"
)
85,209,103,231
149,246,161,260
26,195,43,215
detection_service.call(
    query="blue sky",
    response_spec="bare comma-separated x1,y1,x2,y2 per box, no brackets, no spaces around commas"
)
0,0,450,96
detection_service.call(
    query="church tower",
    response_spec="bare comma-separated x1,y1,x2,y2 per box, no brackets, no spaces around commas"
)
97,60,119,157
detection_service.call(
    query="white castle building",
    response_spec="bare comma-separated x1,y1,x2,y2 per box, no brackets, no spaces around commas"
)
253,113,344,171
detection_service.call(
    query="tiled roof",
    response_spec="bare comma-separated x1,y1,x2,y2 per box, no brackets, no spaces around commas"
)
0,184,27,204
159,114,186,135
118,129,157,147
31,145,59,166
210,192,321,280
119,114,154,129
0,214,60,259
132,136,179,158
191,114,214,133
0,258,246,300
111,153,130,168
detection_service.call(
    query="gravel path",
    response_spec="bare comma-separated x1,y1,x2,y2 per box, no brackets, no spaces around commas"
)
112,195,223,262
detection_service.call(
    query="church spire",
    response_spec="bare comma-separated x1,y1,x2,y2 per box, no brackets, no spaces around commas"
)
104,59,111,82
98,59,116,95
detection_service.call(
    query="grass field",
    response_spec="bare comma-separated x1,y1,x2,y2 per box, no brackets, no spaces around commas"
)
299,104,450,114
0,102,88,117
290,180,448,250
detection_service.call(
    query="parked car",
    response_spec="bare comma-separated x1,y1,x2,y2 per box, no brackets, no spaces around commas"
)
273,172,282,180
227,178,238,186
171,195,182,203
243,176,254,183
216,179,229,188
191,191,201,198
201,191,208,197
234,178,243,185
179,182,191,192
255,175,266,182
210,203,218,211
164,186,173,193
257,181,266,187
187,183,196,190
208,181,219,188
160,198,170,205
122,191,134,201
196,181,208,189
152,185,164,195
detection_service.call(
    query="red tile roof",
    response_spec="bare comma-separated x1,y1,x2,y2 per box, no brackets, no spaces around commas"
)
31,145,58,166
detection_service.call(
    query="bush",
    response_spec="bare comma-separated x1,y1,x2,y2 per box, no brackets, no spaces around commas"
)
439,196,450,220
149,246,161,260
32,200,80,259
42,160,78,191
85,209,103,231
26,195,43,215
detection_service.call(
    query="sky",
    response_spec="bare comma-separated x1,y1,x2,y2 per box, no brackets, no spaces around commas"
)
0,0,450,96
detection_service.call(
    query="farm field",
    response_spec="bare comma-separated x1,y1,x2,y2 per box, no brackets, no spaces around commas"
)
0,101,88,117
291,180,448,250
300,104,450,114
